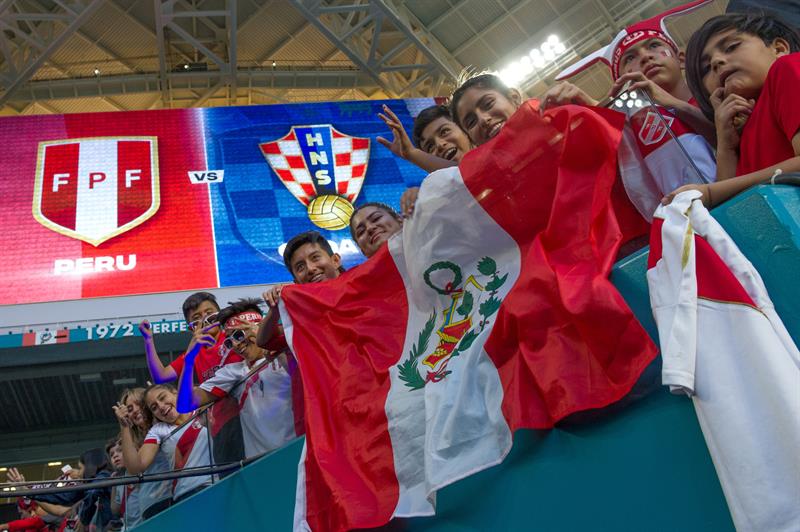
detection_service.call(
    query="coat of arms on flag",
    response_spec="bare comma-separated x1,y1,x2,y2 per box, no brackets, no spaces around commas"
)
399,256,508,389
637,110,674,145
259,125,370,231
33,137,160,246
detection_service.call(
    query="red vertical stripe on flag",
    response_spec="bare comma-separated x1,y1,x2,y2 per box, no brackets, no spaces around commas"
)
21,332,36,346
117,140,153,226
282,246,406,531
40,143,79,230
460,101,657,429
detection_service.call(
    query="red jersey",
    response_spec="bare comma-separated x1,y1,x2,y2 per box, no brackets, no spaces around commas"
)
169,331,242,384
737,53,800,175
6,516,47,532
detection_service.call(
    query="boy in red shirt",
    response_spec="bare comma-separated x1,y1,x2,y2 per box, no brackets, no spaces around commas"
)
549,0,717,219
0,500,47,532
140,291,242,385
664,13,800,206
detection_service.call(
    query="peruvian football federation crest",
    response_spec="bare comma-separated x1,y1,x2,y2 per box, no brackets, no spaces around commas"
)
398,256,508,390
33,137,160,246
259,125,369,231
637,110,675,146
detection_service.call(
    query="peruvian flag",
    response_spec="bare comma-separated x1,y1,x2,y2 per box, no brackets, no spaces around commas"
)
280,101,658,531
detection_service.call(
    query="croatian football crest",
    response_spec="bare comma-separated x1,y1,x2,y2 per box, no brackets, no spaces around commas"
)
259,125,370,231
638,110,675,146
33,137,160,246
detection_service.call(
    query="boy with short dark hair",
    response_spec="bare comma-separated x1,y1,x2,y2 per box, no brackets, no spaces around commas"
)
141,291,241,385
378,104,471,217
665,13,800,206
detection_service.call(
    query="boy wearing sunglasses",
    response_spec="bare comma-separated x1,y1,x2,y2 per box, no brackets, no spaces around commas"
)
141,291,242,386
176,298,303,457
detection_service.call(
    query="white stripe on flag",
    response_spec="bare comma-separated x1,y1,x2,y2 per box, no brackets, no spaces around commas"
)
76,139,118,241
385,166,519,517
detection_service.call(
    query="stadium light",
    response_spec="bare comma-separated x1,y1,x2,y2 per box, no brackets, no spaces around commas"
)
48,461,63,466
0,467,6,472
497,35,568,87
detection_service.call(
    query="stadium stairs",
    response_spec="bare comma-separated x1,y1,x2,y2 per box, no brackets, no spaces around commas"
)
136,184,800,531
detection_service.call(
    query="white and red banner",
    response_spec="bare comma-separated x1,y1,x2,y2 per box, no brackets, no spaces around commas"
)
648,191,800,532
280,102,658,531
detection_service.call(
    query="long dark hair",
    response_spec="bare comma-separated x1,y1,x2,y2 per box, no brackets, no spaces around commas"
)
79,448,110,479
449,73,513,128
685,13,800,120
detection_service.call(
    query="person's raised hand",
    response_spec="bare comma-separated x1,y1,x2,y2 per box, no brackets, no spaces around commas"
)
112,402,132,428
542,81,598,110
7,467,25,484
400,187,419,218
138,320,153,341
610,72,680,109
711,88,753,151
186,323,217,355
262,286,283,308
376,105,415,160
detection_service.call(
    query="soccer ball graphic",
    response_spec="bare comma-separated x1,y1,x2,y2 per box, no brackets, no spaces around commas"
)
307,194,355,230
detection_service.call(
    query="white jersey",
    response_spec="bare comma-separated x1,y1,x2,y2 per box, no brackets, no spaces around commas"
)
114,482,142,529
618,104,716,220
137,434,172,513
201,356,298,457
146,417,214,500
647,190,800,532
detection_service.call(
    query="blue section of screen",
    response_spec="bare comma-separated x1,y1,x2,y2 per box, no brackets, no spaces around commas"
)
202,98,433,288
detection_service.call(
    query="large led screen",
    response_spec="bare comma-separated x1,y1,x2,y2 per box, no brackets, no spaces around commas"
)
0,99,435,305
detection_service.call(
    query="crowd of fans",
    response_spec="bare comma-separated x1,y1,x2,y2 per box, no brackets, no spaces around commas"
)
2,9,798,531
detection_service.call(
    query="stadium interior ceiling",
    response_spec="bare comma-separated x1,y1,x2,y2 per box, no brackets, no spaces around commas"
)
0,0,728,116
0,0,728,486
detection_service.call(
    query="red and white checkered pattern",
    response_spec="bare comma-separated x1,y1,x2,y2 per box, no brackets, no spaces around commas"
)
259,126,369,206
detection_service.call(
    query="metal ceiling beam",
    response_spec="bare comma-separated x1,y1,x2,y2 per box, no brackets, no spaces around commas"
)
0,0,104,106
8,68,376,104
287,0,461,97
155,0,238,107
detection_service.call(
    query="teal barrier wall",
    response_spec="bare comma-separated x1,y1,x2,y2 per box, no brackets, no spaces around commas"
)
137,185,799,531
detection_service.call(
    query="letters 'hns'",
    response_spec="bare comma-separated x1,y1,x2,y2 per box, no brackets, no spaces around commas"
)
259,125,370,231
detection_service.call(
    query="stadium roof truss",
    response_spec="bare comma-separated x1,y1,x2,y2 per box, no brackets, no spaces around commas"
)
0,0,726,115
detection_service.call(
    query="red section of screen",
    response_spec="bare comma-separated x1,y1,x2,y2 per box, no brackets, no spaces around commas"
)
40,142,79,230
0,109,218,305
117,140,154,226
61,109,218,300
0,114,82,305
